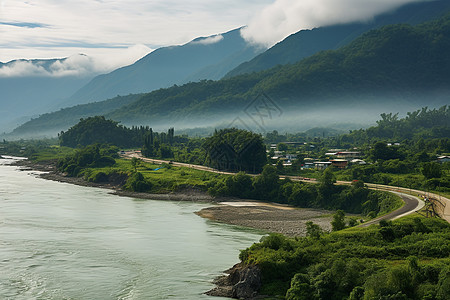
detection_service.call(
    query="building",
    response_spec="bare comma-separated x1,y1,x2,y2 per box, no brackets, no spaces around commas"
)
336,151,361,160
302,162,315,169
330,159,348,169
314,161,332,170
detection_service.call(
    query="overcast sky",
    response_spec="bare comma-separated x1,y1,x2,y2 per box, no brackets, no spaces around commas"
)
0,0,428,75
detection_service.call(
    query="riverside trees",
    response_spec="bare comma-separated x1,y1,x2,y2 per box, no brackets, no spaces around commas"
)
203,128,266,173
59,116,152,148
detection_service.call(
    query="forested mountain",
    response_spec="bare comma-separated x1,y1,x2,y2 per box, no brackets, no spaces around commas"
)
0,55,96,132
8,13,450,138
66,28,262,105
225,0,450,78
8,94,144,138
104,14,450,127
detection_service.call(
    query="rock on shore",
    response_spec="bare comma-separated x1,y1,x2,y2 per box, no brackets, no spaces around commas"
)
206,263,263,299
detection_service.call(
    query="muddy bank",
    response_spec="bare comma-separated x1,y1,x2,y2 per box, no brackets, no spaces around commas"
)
13,159,215,202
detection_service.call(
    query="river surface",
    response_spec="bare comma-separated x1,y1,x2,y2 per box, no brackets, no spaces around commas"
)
0,158,263,299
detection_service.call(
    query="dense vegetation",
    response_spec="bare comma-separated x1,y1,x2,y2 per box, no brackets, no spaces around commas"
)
208,166,401,218
203,128,266,173
56,144,119,177
264,106,450,195
104,14,450,124
239,216,450,299
225,0,450,78
59,116,153,148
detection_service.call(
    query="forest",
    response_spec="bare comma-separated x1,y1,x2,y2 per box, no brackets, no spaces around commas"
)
239,216,450,299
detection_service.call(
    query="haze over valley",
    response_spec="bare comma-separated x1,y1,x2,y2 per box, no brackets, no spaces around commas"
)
2,0,450,139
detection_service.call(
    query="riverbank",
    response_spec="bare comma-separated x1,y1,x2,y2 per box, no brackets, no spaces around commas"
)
197,204,333,237
13,159,333,237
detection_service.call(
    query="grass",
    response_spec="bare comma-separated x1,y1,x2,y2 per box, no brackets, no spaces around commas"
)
88,158,227,193
29,146,75,162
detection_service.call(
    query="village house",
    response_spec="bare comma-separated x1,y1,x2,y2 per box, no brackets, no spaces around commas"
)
314,161,332,170
330,159,348,169
336,151,361,160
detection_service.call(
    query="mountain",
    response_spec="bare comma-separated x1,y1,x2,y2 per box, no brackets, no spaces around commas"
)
225,0,450,78
102,13,450,130
8,94,144,138
0,55,97,132
8,12,450,138
66,28,263,105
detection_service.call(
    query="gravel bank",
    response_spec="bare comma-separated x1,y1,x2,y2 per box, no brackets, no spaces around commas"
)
197,203,333,237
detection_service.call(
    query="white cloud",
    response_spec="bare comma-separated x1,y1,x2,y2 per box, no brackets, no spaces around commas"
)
0,0,273,67
191,34,224,45
241,0,429,47
0,44,152,77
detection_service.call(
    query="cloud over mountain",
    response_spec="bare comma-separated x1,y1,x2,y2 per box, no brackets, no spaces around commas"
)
0,44,151,77
241,0,429,46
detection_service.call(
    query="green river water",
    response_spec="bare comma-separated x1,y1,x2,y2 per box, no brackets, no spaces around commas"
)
0,157,263,299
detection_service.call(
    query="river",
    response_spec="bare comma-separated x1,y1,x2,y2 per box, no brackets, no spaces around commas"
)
0,157,263,299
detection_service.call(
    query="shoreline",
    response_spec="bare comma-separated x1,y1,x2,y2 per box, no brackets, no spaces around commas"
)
13,159,333,236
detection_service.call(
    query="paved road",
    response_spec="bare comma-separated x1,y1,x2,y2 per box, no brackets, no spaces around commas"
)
359,192,423,227
122,152,450,224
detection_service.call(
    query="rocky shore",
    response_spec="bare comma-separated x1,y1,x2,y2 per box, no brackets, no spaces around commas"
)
206,263,264,299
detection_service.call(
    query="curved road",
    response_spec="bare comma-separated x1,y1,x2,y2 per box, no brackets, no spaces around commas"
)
122,152,449,225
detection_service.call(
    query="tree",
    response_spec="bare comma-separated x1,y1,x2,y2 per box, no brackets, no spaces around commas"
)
131,157,141,172
306,221,323,239
203,128,266,173
421,162,442,179
252,165,280,200
278,143,288,151
331,210,346,231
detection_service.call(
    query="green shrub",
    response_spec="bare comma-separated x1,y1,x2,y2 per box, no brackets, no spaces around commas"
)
124,172,152,192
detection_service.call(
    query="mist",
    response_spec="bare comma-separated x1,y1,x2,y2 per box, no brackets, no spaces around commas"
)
0,45,151,78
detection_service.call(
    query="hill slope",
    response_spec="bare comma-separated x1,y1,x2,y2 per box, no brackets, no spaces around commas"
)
66,28,262,105
105,13,450,128
225,0,450,78
8,94,144,138
10,13,450,137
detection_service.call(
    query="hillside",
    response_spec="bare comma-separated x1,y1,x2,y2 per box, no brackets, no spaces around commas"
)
8,94,144,138
9,13,450,138
105,14,450,128
225,0,450,78
66,28,262,105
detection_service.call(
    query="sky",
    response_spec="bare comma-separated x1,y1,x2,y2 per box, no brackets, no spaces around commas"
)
0,0,428,76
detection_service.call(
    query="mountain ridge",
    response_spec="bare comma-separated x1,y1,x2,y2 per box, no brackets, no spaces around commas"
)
66,28,263,106
225,0,450,78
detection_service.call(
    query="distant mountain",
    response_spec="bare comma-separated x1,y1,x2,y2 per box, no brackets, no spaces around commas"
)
102,13,450,129
0,55,97,132
66,28,263,105
8,94,144,138
225,0,450,78
9,11,450,138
